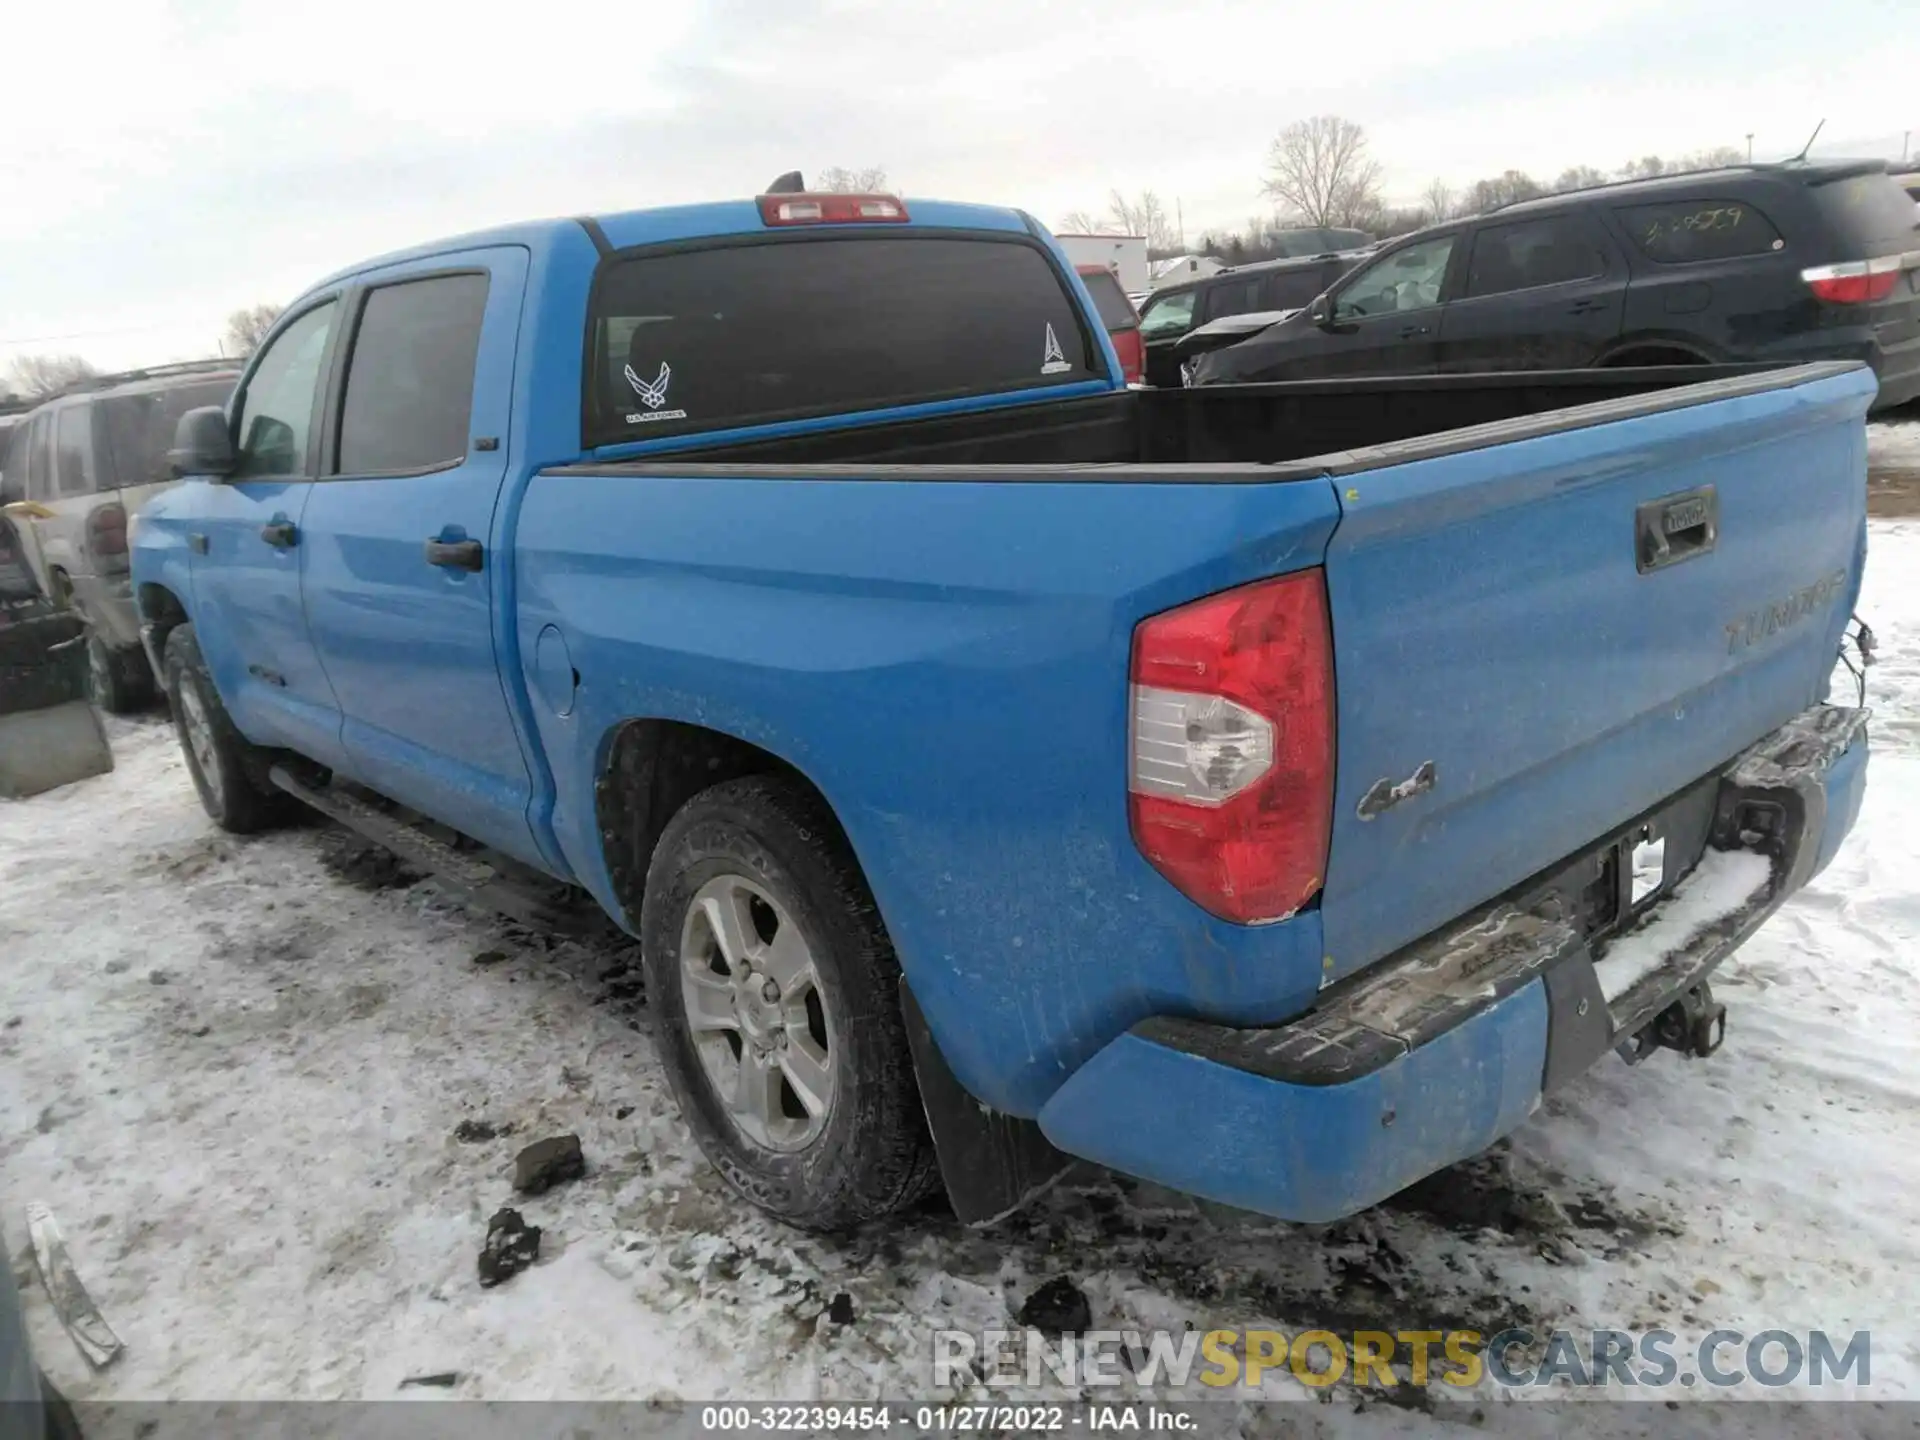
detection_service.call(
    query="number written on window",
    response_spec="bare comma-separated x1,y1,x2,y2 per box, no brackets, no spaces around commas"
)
1615,200,1784,264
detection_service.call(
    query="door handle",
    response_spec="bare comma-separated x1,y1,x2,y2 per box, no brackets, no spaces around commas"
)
260,521,298,549
1569,299,1610,315
1398,324,1431,339
188,532,209,555
425,538,484,572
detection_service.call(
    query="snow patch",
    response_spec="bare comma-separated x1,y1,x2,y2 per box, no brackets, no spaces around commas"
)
1868,419,1920,473
1595,848,1772,1003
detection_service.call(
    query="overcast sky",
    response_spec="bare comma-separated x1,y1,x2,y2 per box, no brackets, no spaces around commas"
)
3,0,1913,375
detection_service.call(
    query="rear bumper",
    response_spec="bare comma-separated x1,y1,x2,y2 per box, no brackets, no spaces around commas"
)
1038,703,1869,1223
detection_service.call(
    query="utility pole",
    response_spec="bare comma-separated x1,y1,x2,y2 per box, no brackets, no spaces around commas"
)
1176,198,1186,252
1746,133,1753,162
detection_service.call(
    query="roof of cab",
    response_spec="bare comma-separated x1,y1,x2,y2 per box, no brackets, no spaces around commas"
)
308,197,1038,293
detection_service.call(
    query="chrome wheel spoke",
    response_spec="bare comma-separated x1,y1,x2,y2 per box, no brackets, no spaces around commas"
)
698,888,756,973
684,972,738,1032
778,1030,833,1117
759,923,811,991
733,1048,782,1127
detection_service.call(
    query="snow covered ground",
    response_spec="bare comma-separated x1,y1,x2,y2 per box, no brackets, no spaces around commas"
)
1868,418,1920,476
3,527,1918,1435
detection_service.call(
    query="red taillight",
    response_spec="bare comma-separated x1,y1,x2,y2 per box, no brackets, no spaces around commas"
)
757,193,909,226
1128,569,1335,924
1801,256,1904,305
87,503,128,567
1112,328,1145,385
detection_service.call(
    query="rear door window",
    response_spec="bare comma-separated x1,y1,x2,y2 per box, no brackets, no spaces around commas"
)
1614,199,1784,264
53,404,97,498
1464,214,1612,297
100,378,236,490
1256,265,1339,312
336,273,489,474
1078,270,1138,330
1200,277,1264,323
585,235,1097,445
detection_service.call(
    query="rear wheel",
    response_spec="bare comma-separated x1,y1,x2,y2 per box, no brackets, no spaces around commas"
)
86,628,154,713
163,624,294,833
640,774,938,1231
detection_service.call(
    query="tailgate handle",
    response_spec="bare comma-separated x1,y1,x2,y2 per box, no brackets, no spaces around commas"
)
1636,486,1717,574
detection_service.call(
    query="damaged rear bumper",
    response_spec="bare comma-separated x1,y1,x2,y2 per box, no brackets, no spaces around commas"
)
1037,703,1869,1223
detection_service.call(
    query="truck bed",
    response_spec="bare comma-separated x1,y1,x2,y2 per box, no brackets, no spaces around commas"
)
558,363,1793,473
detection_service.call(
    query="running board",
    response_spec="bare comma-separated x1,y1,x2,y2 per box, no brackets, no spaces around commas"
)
267,764,596,935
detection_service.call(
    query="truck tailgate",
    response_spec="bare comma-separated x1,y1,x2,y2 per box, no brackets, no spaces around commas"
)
1318,363,1871,981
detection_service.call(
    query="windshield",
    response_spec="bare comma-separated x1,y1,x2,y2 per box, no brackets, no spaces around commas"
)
1139,290,1198,340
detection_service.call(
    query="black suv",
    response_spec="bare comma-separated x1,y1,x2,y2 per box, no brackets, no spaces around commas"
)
1137,253,1366,387
1192,159,1920,410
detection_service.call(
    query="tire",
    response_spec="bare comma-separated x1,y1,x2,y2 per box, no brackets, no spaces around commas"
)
85,628,154,714
640,774,938,1231
163,624,294,834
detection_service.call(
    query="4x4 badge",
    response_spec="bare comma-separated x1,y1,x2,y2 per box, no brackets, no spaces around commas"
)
1040,324,1071,375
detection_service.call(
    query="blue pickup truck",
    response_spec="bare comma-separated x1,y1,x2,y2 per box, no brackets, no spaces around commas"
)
130,183,1873,1231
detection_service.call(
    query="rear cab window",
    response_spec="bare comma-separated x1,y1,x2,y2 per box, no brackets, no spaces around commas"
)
1614,198,1785,264
584,235,1099,447
100,378,235,490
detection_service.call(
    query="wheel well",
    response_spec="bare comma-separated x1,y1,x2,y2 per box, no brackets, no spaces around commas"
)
595,719,845,930
1602,344,1709,367
136,582,189,655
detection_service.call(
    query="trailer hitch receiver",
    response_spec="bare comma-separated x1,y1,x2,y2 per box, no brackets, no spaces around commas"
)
1619,980,1727,1064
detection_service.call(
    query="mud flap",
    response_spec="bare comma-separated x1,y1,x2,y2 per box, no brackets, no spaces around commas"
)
0,611,113,800
900,981,1078,1226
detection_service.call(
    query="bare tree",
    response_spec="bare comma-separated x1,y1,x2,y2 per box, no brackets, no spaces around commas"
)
1461,169,1546,214
223,303,284,358
4,353,97,399
1680,145,1744,171
1552,165,1610,194
1617,155,1670,180
1260,116,1384,229
1056,210,1105,233
1105,191,1180,252
815,166,889,193
1421,178,1457,224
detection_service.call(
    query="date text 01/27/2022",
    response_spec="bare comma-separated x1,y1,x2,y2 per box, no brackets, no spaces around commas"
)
697,1404,1195,1432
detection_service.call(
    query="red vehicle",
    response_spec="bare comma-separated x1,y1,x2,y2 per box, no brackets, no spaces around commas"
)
1075,264,1144,385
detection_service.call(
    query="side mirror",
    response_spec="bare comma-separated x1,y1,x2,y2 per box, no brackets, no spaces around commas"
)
1309,294,1334,328
168,406,236,479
